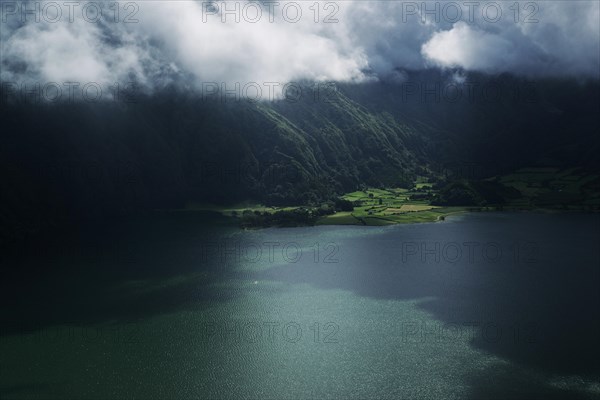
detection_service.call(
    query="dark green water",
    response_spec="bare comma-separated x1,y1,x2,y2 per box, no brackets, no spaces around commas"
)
1,212,599,399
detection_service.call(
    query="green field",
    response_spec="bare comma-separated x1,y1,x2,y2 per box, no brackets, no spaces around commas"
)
183,185,467,227
499,167,600,210
180,167,599,228
316,186,468,226
317,206,468,226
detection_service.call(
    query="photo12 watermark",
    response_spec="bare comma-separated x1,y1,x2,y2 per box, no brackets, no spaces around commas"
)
199,81,338,103
398,2,539,25
0,322,143,344
0,81,139,104
395,79,540,105
1,1,139,24
398,241,538,265
197,240,340,264
200,1,340,24
200,320,340,343
400,320,539,344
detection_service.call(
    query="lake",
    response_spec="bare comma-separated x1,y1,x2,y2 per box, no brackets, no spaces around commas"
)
1,212,599,399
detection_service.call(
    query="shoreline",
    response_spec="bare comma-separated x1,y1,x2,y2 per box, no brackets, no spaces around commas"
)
175,206,598,229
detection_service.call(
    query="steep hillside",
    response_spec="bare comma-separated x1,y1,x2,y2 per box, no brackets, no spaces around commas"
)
0,86,430,244
1,75,598,245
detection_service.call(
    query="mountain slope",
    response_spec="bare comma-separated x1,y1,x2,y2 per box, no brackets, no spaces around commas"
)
1,74,598,245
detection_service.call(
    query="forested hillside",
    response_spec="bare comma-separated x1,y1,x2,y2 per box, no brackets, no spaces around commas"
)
1,72,598,246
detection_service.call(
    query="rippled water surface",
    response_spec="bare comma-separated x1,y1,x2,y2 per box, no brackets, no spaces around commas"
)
1,212,599,399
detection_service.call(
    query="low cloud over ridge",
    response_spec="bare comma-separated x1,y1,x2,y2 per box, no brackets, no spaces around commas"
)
1,0,598,92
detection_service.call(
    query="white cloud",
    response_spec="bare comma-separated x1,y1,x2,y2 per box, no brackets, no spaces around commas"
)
421,2,600,77
1,0,598,95
421,22,533,73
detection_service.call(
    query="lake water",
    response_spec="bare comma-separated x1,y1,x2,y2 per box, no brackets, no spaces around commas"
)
1,212,599,399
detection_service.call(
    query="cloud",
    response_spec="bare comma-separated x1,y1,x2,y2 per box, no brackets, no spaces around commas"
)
136,1,368,85
421,2,600,77
3,20,146,83
1,0,598,96
421,22,540,73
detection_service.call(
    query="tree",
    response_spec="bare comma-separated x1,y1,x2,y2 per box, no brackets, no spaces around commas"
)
334,198,354,212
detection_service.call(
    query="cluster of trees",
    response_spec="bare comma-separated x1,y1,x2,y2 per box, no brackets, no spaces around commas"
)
431,180,521,206
236,198,354,228
431,182,483,206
